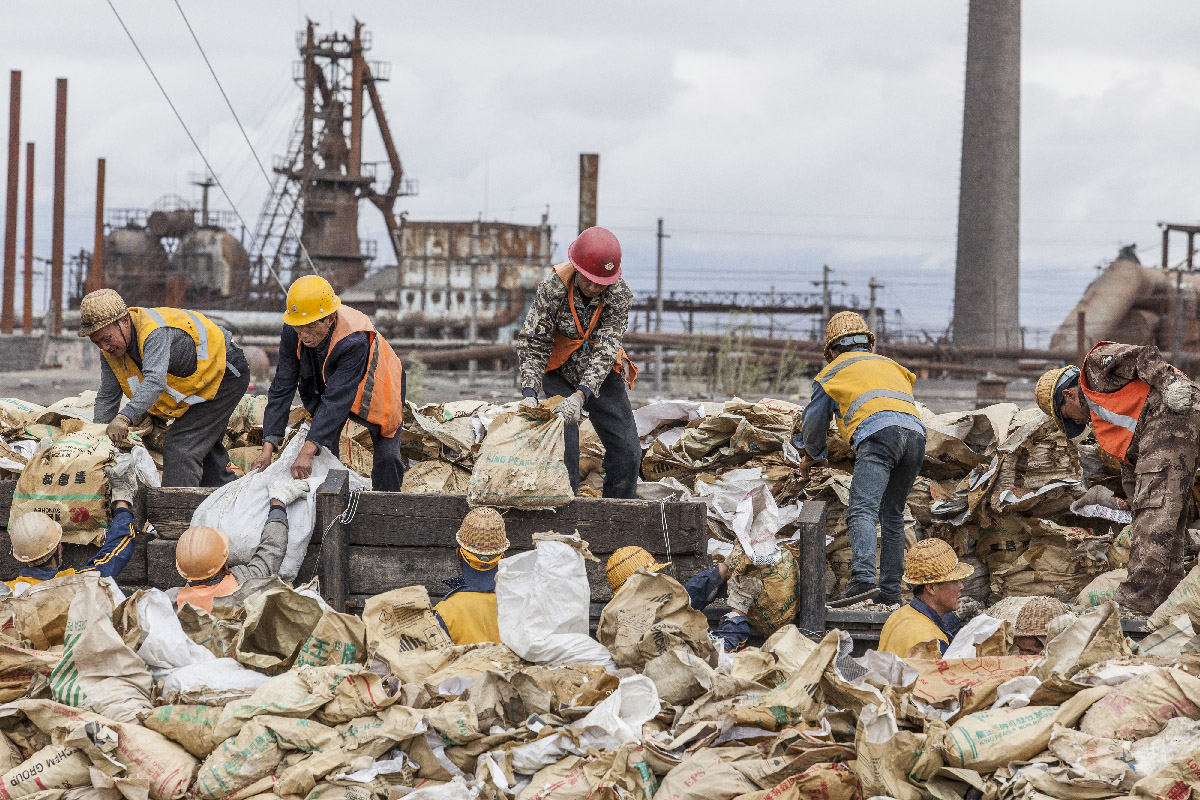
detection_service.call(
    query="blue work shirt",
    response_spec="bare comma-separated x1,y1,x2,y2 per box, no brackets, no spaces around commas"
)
16,507,139,583
684,565,753,652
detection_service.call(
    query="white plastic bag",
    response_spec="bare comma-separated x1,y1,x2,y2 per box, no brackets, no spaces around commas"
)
160,658,270,704
190,425,366,579
496,534,614,667
569,674,658,746
136,589,215,674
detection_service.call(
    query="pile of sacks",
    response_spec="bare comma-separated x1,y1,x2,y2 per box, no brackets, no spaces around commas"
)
0,533,1199,800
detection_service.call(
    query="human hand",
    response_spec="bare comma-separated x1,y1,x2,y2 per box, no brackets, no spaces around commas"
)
290,441,319,479
555,392,584,425
520,395,538,409
1165,381,1197,414
270,478,310,506
251,442,276,473
106,414,133,447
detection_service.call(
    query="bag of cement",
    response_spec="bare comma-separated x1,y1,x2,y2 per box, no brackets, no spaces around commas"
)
466,406,573,509
727,541,797,635
597,570,716,669
1080,667,1200,740
295,609,367,668
362,586,452,676
652,746,760,800
10,428,114,546
0,744,92,797
854,704,944,800
0,398,48,436
1109,524,1133,570
48,577,152,723
1,571,105,649
1148,560,1200,632
496,532,614,667
1077,569,1127,608
234,586,326,674
190,424,367,579
159,658,269,705
401,461,471,494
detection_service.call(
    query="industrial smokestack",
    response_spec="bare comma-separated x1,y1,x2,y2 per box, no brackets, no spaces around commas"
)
951,0,1021,349
578,153,598,234
89,158,105,293
50,78,66,337
22,141,32,335
3,70,20,335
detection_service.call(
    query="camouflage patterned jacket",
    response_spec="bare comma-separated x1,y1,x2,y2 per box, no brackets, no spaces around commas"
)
1083,342,1192,463
516,270,633,398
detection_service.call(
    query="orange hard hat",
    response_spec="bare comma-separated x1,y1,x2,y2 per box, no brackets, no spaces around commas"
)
176,525,231,581
568,227,622,286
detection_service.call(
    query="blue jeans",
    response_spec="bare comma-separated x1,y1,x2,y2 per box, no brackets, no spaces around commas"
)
846,426,925,598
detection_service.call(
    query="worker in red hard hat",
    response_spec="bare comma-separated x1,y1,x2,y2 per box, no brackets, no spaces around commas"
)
516,227,640,498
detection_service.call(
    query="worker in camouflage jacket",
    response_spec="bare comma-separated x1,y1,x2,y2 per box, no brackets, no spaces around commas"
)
516,226,640,498
1038,341,1200,613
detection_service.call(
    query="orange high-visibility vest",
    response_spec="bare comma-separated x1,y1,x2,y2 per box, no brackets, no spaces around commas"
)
1079,341,1152,464
176,573,240,613
298,306,405,438
545,263,638,389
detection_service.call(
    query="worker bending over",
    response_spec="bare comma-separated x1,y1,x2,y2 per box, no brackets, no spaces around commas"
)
1038,342,1200,613
878,539,972,657
82,289,250,487
799,312,925,608
605,546,761,652
516,227,640,498
255,276,406,490
6,455,142,594
169,479,309,612
434,507,510,644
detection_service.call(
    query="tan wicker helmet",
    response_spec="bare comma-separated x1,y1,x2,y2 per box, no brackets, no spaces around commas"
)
78,289,130,337
176,526,230,581
903,538,974,585
824,311,875,362
455,507,509,556
606,546,670,593
1014,596,1070,637
9,512,62,564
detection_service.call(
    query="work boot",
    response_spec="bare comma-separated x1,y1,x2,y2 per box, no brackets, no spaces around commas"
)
829,581,880,608
878,591,901,607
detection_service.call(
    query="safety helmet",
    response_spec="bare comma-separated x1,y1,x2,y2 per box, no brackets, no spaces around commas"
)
1035,365,1084,438
606,546,670,593
455,507,509,556
176,525,231,581
1014,596,1071,638
823,311,875,362
9,512,63,564
902,538,974,585
78,289,130,337
567,227,623,286
282,275,341,326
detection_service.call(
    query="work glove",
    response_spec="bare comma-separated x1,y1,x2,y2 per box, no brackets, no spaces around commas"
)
520,395,538,410
726,574,763,616
270,478,311,506
956,596,985,624
104,452,140,507
555,393,584,425
106,414,133,447
1164,381,1198,414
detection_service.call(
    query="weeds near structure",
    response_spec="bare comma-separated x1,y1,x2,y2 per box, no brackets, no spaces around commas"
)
407,356,427,406
666,313,810,398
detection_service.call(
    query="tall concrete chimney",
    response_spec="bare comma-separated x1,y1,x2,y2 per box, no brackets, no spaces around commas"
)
951,0,1021,348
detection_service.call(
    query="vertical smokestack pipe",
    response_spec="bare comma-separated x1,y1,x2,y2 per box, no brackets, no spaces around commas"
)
50,78,66,337
578,153,598,234
3,70,21,334
22,141,32,335
951,0,1021,349
89,158,105,293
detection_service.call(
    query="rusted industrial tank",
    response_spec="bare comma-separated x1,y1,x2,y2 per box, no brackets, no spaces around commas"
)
170,228,251,303
103,224,170,304
146,209,196,239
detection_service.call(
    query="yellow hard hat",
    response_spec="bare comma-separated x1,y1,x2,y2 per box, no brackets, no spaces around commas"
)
282,275,341,326
9,512,63,564
1035,365,1080,433
176,525,231,581
902,538,974,585
455,507,509,556
78,289,129,337
606,546,670,593
824,311,875,362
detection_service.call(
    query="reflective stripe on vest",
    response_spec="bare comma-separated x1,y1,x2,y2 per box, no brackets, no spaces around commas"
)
544,263,638,389
1079,341,1151,464
176,573,240,613
813,350,918,444
104,307,227,419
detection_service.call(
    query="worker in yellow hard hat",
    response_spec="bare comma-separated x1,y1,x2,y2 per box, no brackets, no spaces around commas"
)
799,311,925,608
80,288,251,487
1036,341,1200,613
434,507,511,645
168,478,310,612
253,275,407,490
878,538,973,657
6,455,142,595
605,546,761,652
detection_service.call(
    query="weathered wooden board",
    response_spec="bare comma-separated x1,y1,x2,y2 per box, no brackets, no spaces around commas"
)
145,537,322,589
143,487,209,540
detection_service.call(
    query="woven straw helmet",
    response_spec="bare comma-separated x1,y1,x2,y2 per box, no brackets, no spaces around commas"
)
1014,596,1070,637
903,538,974,585
606,545,670,593
78,289,130,337
176,525,230,581
456,507,509,556
1035,365,1078,431
824,311,875,362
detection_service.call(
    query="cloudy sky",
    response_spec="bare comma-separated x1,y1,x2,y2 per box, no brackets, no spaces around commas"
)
2,1,1198,343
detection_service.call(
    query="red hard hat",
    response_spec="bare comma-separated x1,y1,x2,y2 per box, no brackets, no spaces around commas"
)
568,227,622,285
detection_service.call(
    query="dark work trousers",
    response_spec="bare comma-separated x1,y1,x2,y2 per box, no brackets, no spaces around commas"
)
543,369,641,499
162,347,251,487
348,412,406,492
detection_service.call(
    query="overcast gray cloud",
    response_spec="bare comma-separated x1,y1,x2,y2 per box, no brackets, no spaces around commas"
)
1,1,1197,342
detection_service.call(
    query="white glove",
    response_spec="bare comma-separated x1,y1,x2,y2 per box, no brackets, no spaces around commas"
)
520,395,538,409
270,478,311,506
956,596,985,623
726,574,763,616
104,452,140,506
555,393,584,425
1164,381,1196,414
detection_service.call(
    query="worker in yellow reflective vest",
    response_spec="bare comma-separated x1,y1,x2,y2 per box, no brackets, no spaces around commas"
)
6,455,142,595
81,289,251,488
798,312,925,608
434,508,510,645
878,539,972,657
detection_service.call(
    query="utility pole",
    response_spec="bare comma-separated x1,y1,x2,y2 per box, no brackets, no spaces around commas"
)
655,218,669,394
768,286,776,339
867,277,882,334
811,264,845,332
192,173,215,227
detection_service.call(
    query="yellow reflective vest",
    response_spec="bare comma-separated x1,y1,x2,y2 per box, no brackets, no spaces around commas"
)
104,307,228,419
434,591,500,645
813,351,918,444
878,603,950,657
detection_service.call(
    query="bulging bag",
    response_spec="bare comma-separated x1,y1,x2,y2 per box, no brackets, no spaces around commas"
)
467,406,573,509
11,429,114,545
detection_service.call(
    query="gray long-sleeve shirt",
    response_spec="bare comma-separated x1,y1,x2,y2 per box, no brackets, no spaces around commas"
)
167,506,290,603
94,326,239,424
